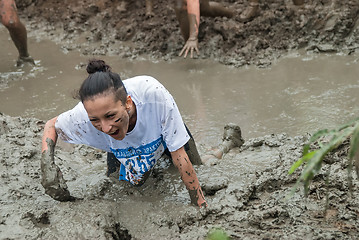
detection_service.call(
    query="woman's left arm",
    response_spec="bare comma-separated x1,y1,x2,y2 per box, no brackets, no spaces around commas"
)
171,146,207,208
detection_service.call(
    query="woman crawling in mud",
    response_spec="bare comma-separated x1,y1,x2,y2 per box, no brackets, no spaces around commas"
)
40,59,207,207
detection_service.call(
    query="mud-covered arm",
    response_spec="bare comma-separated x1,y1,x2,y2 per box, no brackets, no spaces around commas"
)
179,0,200,58
42,117,58,153
171,146,207,208
40,116,75,201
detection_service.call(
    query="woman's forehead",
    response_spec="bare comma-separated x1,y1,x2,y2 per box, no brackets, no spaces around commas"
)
84,94,124,114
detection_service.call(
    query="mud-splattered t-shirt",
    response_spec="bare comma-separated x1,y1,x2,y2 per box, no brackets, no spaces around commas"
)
55,75,190,185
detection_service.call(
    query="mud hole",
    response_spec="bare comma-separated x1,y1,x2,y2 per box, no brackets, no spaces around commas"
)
1,0,359,239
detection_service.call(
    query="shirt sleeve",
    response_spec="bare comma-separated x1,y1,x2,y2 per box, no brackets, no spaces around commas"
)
54,102,111,152
55,102,88,144
156,84,190,152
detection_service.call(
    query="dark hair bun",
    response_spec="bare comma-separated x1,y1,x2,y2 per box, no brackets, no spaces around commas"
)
86,59,111,74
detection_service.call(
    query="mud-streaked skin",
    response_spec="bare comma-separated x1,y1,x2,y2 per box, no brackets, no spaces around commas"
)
40,138,75,201
171,147,207,207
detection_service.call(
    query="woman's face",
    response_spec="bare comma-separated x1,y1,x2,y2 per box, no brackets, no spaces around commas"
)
83,93,131,140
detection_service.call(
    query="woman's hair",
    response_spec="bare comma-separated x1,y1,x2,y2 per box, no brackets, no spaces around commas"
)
77,59,127,103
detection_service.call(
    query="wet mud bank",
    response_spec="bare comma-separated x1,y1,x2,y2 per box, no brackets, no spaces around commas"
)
17,0,359,67
1,114,358,239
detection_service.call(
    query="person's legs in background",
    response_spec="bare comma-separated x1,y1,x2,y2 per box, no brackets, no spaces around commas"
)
0,0,34,66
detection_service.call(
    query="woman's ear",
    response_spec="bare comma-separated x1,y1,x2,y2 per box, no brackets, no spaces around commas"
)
126,96,132,110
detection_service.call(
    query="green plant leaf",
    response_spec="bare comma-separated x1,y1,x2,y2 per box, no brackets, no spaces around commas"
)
288,150,318,174
287,119,358,201
337,117,359,131
349,123,359,160
348,122,359,187
308,129,329,144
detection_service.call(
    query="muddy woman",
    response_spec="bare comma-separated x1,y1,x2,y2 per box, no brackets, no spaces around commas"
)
41,59,207,207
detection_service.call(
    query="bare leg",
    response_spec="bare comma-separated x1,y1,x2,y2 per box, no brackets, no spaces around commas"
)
202,124,244,164
200,0,233,18
0,0,34,65
174,0,190,41
292,0,304,6
239,0,259,22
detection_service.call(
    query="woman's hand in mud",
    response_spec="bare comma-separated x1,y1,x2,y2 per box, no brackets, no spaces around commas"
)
171,147,207,208
40,138,76,202
179,37,199,58
197,194,208,208
188,187,208,208
188,186,208,208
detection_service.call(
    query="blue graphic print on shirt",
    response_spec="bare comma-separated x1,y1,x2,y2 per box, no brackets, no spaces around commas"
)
110,137,167,185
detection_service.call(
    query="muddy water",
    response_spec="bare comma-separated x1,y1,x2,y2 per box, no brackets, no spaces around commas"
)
1,26,359,149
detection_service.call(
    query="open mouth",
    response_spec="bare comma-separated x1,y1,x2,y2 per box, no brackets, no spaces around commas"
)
109,129,119,136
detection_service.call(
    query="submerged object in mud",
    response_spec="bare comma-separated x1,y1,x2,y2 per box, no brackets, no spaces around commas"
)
204,123,245,162
220,123,245,156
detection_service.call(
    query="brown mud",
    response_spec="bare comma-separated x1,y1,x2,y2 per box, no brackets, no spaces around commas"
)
17,0,359,67
1,0,359,239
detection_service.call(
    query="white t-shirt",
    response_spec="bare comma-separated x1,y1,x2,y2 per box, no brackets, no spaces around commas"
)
55,75,190,185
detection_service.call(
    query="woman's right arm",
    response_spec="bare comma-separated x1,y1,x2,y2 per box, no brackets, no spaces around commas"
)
41,116,58,153
40,116,75,201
